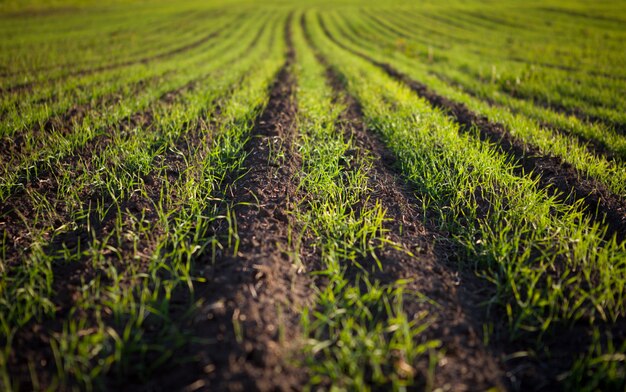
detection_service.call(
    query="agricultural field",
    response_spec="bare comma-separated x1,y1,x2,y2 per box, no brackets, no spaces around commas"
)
1,0,625,390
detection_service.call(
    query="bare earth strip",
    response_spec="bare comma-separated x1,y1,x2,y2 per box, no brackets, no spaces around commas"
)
339,80,507,391
152,18,317,392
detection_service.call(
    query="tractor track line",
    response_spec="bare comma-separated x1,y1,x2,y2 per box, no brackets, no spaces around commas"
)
149,13,315,392
317,15,626,242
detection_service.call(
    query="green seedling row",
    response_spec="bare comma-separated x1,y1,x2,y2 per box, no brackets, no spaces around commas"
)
292,14,438,389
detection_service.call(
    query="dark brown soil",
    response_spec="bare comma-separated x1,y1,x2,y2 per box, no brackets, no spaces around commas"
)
2,91,115,163
144,15,316,392
1,15,272,274
0,103,155,266
316,15,626,242
343,88,508,392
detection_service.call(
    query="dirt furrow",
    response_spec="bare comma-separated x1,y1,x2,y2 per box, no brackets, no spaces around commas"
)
4,18,289,378
317,15,626,242
148,16,315,392
342,87,508,391
380,64,626,241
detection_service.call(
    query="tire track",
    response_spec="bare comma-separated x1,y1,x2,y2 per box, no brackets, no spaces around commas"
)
149,13,316,392
317,14,626,242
